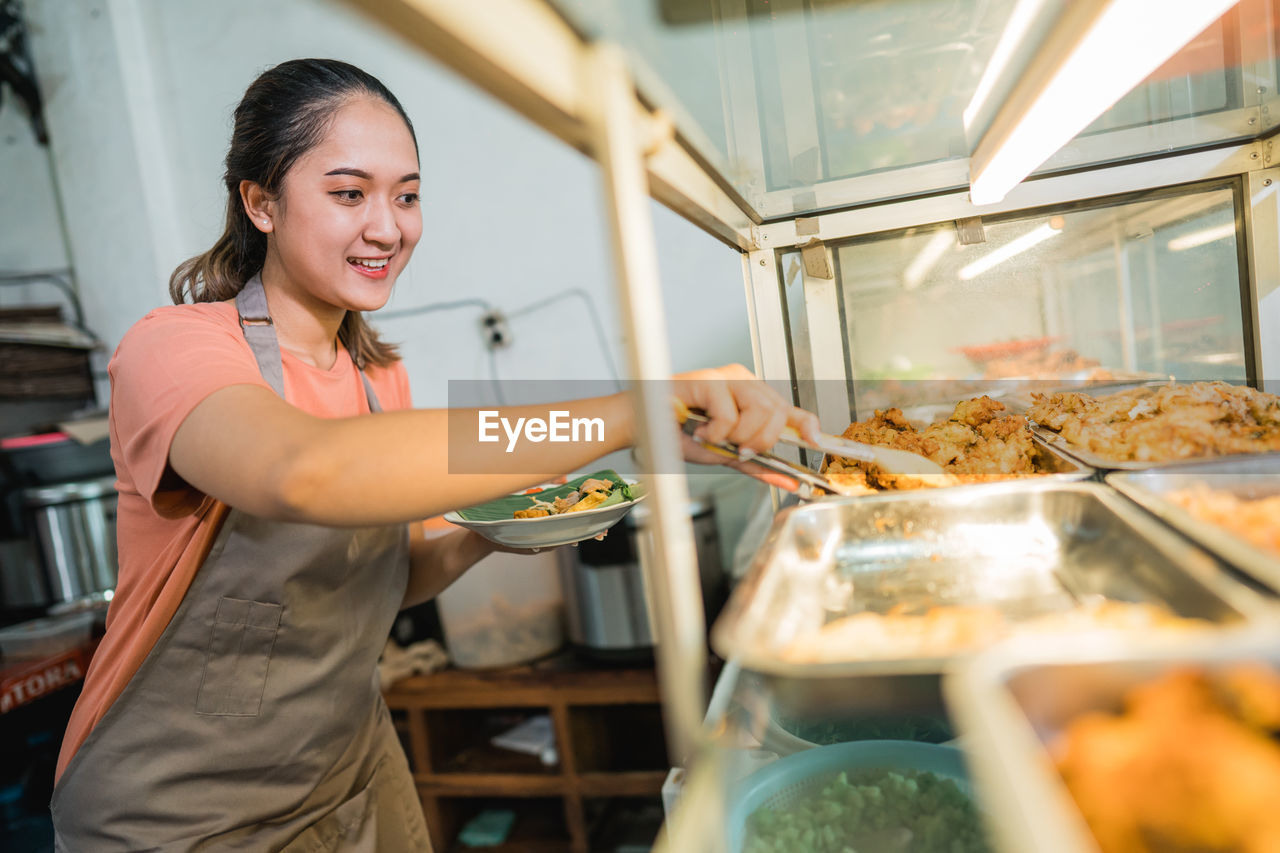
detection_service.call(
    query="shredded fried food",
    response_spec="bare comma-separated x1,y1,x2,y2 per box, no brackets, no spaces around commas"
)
1054,664,1280,853
822,396,1051,490
781,601,1207,662
512,479,617,518
1164,486,1280,556
1027,381,1280,462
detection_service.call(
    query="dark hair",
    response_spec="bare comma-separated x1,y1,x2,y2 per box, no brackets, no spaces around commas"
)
170,58,417,368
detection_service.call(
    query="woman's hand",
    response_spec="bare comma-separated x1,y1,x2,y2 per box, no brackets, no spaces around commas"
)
672,364,820,489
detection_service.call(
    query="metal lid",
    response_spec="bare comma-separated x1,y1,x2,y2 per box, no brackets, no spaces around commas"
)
22,474,118,506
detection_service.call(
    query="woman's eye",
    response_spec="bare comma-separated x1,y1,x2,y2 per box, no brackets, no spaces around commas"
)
330,190,363,202
399,192,420,206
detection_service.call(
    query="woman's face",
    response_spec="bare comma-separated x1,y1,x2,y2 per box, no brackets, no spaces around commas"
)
268,96,422,313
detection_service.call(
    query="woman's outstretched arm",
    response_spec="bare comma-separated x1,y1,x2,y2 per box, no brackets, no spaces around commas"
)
169,364,817,527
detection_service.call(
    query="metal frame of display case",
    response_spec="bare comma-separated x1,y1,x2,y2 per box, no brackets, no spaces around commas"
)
349,1,1280,849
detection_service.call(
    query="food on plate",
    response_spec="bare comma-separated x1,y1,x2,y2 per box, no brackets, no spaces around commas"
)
1054,664,1280,853
1028,381,1280,462
512,477,620,519
821,396,1055,490
782,601,1208,663
744,767,989,853
1164,486,1280,557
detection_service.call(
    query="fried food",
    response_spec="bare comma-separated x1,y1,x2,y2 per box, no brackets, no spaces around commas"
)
512,478,619,518
781,600,1206,662
822,396,1051,490
1054,664,1280,853
1164,486,1280,556
1028,381,1280,462
980,347,1106,380
577,478,613,495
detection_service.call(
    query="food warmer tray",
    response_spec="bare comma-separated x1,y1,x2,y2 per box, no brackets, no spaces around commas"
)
944,626,1280,853
1027,423,1280,472
711,481,1271,718
817,435,1095,493
1106,454,1280,593
998,376,1172,414
1021,379,1274,470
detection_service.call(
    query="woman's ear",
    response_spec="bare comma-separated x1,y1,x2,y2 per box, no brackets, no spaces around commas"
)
240,180,275,233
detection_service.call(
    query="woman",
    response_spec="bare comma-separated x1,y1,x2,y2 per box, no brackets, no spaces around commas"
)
50,59,815,851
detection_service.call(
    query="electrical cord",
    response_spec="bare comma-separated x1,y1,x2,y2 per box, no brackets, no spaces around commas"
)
508,287,622,389
375,297,494,320
374,287,622,403
374,297,507,405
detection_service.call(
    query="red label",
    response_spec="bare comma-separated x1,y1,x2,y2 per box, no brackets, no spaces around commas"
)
0,647,89,714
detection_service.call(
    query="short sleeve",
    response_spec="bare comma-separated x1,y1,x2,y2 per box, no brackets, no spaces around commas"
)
109,306,272,517
366,359,413,412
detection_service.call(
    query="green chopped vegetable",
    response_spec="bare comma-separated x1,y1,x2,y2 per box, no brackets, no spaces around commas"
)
777,713,954,746
743,768,989,853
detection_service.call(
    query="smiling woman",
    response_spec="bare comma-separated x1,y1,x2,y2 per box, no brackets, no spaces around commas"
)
45,57,819,853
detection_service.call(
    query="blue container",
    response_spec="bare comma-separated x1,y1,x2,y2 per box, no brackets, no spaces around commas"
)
726,740,975,852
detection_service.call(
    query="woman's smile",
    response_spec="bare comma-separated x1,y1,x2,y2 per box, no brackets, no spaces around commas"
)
348,255,392,279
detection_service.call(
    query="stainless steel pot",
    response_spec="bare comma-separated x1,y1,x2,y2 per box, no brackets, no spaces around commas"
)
22,475,118,604
559,499,722,659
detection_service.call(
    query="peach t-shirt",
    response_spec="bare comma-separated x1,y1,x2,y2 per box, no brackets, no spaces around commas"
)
56,301,411,781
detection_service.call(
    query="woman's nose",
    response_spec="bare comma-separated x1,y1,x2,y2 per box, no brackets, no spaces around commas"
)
363,200,399,246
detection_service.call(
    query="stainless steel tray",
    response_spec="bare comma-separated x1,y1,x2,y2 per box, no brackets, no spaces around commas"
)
945,627,1280,853
1024,422,1255,471
1107,455,1280,592
712,482,1271,715
1023,379,1275,470
817,435,1095,494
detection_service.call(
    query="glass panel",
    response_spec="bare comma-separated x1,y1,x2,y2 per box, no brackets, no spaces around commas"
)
834,182,1248,412
547,1,1278,217
796,0,1013,185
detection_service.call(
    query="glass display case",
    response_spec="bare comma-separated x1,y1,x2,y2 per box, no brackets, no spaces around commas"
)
778,178,1255,421
350,1,1280,850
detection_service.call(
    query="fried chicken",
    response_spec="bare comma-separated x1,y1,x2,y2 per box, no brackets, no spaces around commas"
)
1055,665,1280,853
1028,382,1280,462
1164,487,1280,557
822,396,1050,490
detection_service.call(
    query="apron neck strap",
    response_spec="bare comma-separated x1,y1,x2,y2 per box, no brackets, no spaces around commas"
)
235,273,383,413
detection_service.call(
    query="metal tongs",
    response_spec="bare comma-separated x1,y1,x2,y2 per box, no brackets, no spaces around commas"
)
673,401,957,498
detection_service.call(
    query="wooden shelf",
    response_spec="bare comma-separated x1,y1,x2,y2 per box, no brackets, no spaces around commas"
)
577,770,667,797
384,653,671,853
416,773,568,796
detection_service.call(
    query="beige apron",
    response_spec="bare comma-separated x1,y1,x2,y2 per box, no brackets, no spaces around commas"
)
51,276,431,852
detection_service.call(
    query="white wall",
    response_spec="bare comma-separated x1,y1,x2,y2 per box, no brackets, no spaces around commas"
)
19,0,753,416
0,89,71,305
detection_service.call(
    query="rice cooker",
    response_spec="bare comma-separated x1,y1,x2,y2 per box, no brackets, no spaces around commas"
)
558,498,723,660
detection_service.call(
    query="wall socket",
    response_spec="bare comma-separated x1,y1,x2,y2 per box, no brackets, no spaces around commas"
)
479,310,511,350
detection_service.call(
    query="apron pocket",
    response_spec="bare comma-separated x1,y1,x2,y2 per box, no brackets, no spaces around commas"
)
196,597,282,716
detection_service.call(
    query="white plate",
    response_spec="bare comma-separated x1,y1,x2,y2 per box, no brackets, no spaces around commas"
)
443,486,645,549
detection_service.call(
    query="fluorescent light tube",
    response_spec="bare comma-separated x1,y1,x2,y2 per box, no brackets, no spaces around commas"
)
1167,221,1236,251
969,0,1238,206
903,230,955,290
958,223,1060,280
